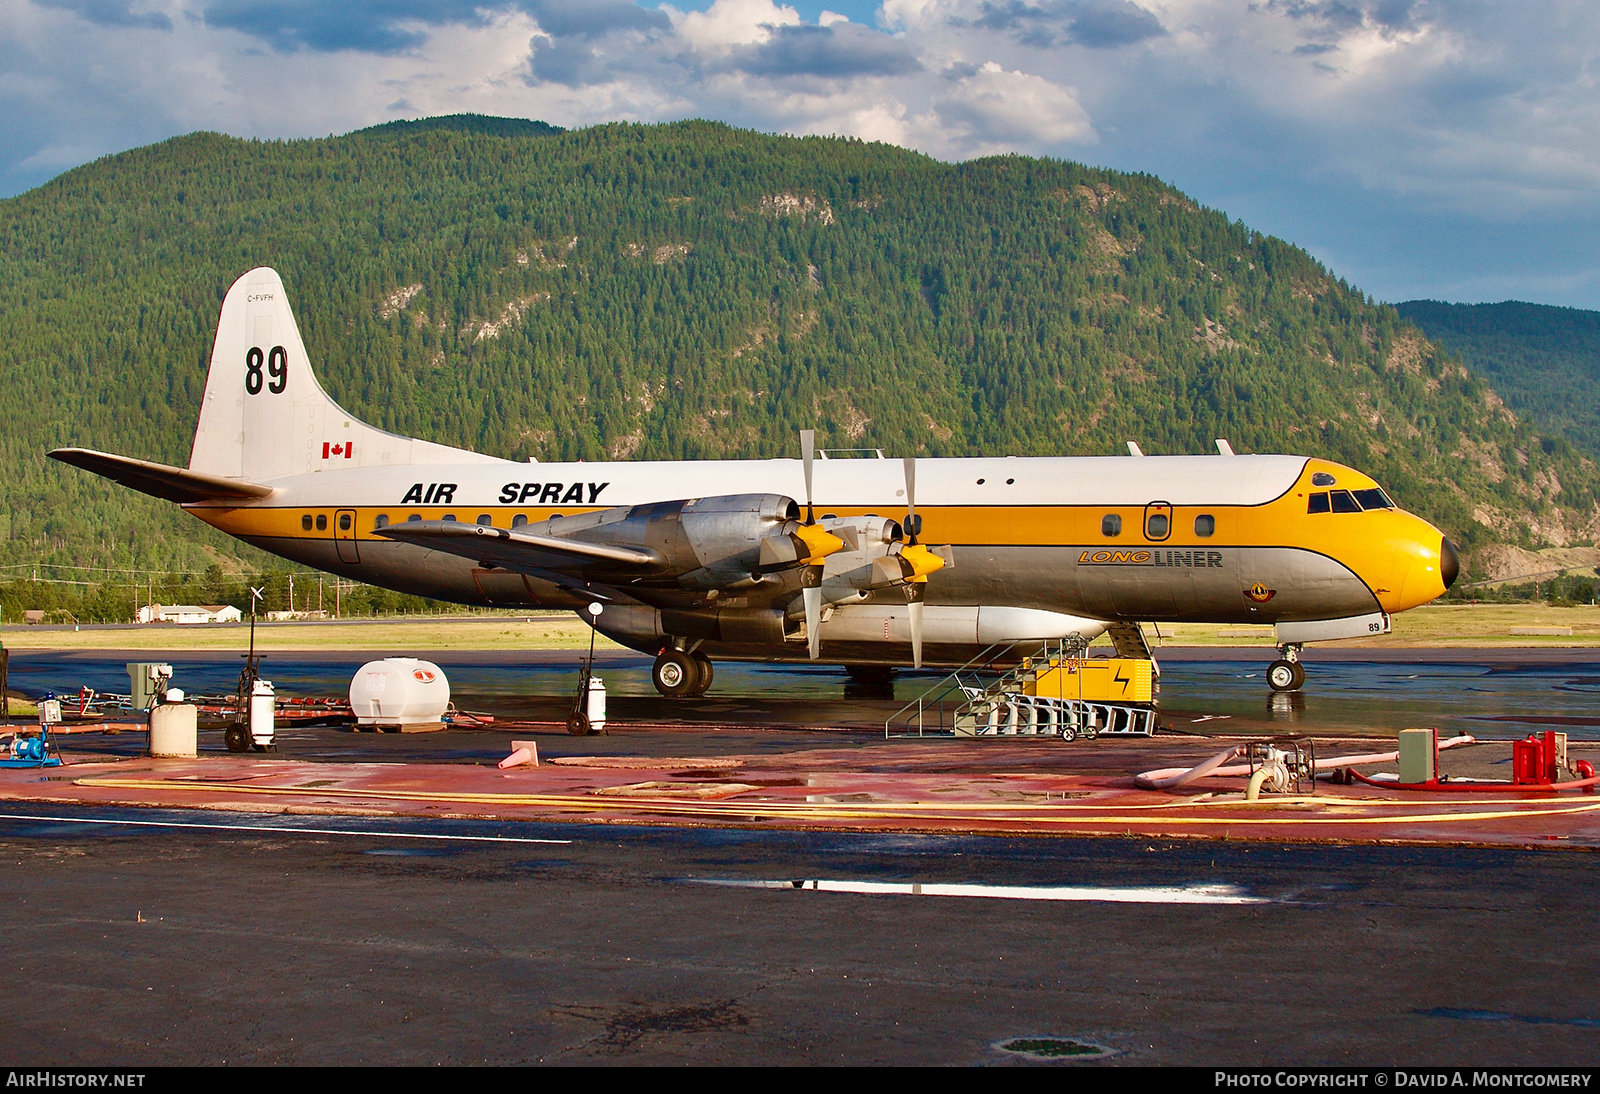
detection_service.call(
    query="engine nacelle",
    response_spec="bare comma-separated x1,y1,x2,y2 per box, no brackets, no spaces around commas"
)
523,493,801,587
817,514,906,601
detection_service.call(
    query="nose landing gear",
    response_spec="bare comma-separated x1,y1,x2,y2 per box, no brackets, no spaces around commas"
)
1267,643,1305,692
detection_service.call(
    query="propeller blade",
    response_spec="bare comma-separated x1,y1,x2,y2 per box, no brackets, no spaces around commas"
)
908,593,925,670
801,429,816,524
804,583,823,660
902,455,917,542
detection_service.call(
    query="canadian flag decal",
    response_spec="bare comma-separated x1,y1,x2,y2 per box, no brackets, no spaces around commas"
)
321,441,354,460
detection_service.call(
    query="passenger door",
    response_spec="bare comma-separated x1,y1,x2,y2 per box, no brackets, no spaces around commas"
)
334,508,360,564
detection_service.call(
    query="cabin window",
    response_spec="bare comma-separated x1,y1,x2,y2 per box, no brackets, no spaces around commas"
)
338,513,352,532
1145,512,1170,539
373,515,388,530
1101,514,1122,537
1353,488,1394,510
512,514,528,528
1330,490,1360,514
476,514,492,526
1194,514,1215,537
1311,472,1337,486
315,514,328,531
1307,493,1330,514
443,514,457,522
301,515,312,531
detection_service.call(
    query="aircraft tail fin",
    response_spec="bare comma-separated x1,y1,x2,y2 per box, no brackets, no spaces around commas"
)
188,267,504,480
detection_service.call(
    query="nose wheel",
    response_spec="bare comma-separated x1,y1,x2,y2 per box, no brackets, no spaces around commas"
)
1267,644,1305,692
652,649,714,697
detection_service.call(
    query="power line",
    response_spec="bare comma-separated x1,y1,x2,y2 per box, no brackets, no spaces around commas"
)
0,563,323,579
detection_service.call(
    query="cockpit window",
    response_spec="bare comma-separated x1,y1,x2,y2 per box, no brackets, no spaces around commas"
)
1309,488,1395,514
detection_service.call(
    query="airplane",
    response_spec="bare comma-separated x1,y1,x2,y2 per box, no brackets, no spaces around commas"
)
50,267,1459,708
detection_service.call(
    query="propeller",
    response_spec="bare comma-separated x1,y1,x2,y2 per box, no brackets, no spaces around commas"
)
897,455,946,669
794,429,843,659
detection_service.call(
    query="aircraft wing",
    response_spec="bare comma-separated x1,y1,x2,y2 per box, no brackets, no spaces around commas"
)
48,448,276,504
373,520,668,575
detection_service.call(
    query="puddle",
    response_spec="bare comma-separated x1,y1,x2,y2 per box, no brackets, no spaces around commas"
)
995,1036,1119,1061
1416,1007,1600,1030
692,878,1271,904
362,847,452,857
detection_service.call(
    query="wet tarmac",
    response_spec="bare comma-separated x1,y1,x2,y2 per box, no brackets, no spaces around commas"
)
6,646,1600,1064
4,802,1600,1065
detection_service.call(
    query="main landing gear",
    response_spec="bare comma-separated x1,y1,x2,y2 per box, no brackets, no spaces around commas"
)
652,648,714,698
1267,643,1305,692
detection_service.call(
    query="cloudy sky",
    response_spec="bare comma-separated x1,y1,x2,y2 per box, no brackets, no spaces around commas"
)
3,0,1598,308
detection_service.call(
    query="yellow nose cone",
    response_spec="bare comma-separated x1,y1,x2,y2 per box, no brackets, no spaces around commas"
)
1397,540,1454,610
1366,514,1456,613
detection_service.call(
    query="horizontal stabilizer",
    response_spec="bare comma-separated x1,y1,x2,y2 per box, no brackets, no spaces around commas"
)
374,520,666,574
49,448,276,504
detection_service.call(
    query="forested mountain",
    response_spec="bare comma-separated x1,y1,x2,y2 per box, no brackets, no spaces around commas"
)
1396,300,1600,461
1,116,1595,589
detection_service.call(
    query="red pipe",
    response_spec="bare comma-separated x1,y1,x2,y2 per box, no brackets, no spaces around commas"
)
1348,769,1600,794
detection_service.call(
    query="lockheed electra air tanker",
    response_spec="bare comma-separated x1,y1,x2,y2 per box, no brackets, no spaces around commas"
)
52,268,1459,698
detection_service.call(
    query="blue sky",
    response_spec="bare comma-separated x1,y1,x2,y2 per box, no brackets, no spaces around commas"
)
4,0,1598,308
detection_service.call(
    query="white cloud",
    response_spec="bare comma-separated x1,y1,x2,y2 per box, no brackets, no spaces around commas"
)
666,0,801,50
5,0,1600,304
924,62,1095,154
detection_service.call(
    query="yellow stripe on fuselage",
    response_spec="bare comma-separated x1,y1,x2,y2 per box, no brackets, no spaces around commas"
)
184,458,1449,613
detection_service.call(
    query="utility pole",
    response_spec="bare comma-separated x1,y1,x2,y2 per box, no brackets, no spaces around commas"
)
288,574,295,615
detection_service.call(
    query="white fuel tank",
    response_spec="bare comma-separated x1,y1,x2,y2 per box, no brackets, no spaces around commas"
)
349,658,450,727
820,605,1108,645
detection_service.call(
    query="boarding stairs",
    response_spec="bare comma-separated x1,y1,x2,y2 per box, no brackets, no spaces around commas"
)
885,635,1158,740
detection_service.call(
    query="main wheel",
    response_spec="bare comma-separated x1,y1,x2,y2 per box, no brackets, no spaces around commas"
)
688,655,714,697
224,724,249,753
1267,659,1303,692
652,650,699,698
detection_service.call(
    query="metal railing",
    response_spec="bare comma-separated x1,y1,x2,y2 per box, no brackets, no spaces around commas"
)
885,635,1157,739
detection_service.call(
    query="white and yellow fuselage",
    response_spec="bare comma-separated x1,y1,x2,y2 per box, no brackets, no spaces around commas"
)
53,267,1456,667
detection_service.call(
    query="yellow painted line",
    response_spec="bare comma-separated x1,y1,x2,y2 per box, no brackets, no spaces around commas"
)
71,777,1600,828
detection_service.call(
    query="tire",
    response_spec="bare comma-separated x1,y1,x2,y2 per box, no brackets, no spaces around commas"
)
688,655,714,697
1289,662,1306,690
224,724,249,753
1267,659,1300,692
652,650,699,698
566,712,591,736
